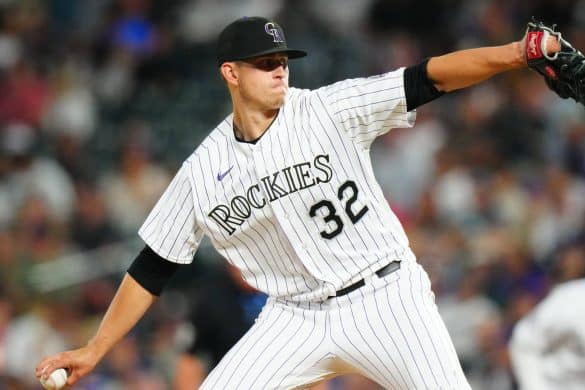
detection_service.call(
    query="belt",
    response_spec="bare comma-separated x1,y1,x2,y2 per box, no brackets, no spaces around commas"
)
330,261,401,299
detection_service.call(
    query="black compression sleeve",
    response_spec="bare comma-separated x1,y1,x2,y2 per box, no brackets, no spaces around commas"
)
404,58,445,111
127,245,180,296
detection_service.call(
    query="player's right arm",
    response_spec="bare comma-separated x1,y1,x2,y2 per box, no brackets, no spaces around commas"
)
36,150,200,388
35,273,157,386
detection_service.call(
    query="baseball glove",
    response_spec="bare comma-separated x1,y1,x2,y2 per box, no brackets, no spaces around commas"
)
525,19,585,105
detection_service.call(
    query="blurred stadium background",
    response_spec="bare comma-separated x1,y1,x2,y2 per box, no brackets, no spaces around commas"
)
0,0,584,389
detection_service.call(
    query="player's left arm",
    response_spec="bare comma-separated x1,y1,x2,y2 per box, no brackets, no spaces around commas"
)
427,36,560,92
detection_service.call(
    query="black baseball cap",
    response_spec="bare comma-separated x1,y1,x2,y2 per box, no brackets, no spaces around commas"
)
216,16,307,66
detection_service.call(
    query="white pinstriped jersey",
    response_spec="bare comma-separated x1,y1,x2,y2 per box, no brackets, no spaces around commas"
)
510,279,585,390
139,68,417,302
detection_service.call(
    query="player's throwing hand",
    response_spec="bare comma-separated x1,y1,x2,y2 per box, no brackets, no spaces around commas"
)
36,346,99,388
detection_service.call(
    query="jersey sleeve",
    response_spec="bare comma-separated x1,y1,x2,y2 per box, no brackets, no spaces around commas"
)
138,162,203,264
317,67,416,148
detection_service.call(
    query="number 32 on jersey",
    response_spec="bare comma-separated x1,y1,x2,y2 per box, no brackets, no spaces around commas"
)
309,180,369,239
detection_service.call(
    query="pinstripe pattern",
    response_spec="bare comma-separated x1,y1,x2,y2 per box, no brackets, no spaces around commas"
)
139,163,202,263
140,68,417,301
330,262,470,389
138,66,470,388
200,261,469,389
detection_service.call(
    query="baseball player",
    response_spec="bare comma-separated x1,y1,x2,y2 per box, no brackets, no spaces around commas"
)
36,16,568,389
510,278,585,390
509,243,585,390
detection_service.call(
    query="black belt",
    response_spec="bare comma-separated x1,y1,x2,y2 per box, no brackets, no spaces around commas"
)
330,261,401,299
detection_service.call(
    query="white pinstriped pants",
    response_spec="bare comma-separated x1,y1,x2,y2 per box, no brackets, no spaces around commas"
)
201,261,471,389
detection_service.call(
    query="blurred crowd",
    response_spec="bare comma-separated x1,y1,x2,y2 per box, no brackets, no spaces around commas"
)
0,0,584,389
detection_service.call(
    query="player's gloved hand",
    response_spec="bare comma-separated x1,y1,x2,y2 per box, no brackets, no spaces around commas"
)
524,19,585,105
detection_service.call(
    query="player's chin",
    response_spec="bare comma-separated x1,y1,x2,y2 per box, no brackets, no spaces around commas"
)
268,94,286,109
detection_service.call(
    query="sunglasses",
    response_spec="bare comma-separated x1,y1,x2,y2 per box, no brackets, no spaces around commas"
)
240,57,288,71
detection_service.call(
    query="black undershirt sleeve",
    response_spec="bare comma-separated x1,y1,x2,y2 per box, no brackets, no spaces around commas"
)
127,245,180,296
403,58,445,111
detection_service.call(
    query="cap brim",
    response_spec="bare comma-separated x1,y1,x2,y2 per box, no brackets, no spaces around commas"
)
232,47,307,62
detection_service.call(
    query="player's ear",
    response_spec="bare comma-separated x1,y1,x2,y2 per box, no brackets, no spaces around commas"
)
220,62,239,86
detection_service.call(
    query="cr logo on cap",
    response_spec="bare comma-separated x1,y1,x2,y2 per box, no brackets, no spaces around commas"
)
264,22,284,43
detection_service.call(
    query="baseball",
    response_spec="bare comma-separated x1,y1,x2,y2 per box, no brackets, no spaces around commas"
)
40,368,68,390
